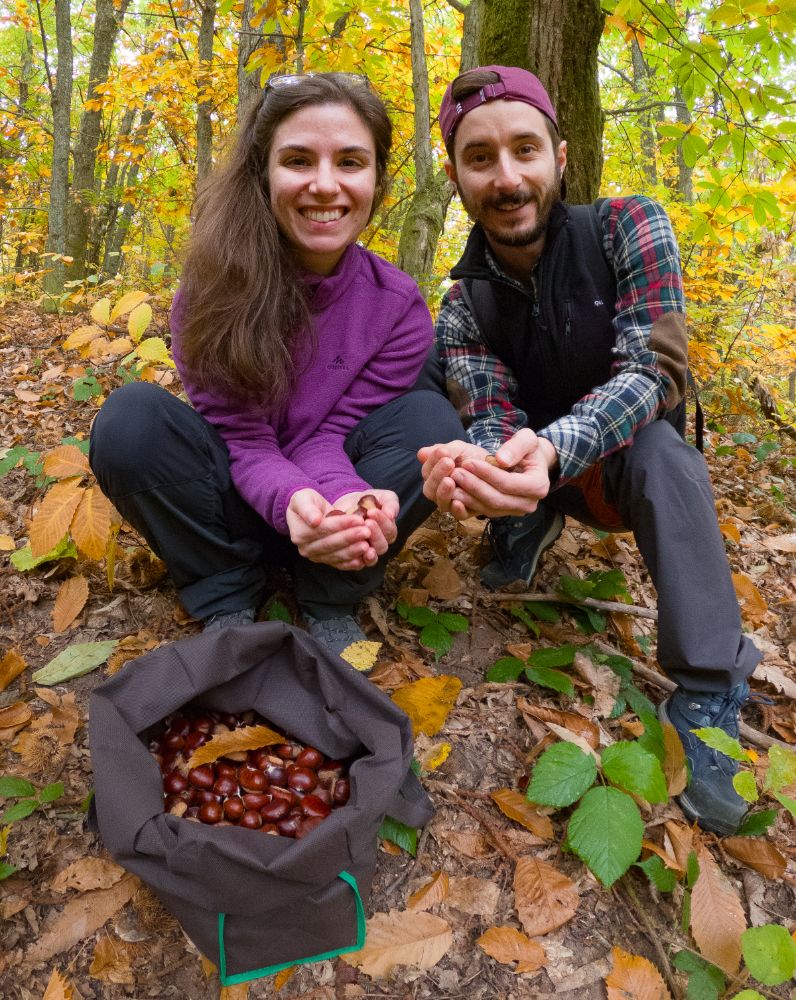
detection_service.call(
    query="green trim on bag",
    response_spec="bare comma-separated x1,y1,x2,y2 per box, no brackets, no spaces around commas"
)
217,870,366,986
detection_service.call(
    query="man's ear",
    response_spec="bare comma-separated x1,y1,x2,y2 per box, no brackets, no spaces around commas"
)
444,158,457,186
557,140,567,174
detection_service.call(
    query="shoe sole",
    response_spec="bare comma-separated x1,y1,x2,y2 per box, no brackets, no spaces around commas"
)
481,511,564,590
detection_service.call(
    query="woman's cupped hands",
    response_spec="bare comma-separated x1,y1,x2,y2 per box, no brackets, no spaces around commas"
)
286,488,399,571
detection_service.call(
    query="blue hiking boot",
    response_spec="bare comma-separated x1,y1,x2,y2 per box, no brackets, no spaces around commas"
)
203,608,257,631
480,506,564,591
658,681,750,836
304,613,367,658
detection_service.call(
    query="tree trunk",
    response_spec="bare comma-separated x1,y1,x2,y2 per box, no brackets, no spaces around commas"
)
64,0,128,282
631,36,657,186
237,0,263,122
43,0,73,305
196,0,216,187
102,109,155,280
479,0,605,204
89,105,137,269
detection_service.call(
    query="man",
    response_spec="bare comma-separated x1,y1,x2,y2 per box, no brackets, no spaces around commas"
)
419,65,760,836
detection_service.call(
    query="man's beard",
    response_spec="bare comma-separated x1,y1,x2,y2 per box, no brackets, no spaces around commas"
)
461,165,562,248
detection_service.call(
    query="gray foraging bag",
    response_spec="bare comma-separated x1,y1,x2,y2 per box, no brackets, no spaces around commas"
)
89,622,432,985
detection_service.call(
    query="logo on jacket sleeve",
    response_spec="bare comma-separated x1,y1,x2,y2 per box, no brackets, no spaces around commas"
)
327,356,350,371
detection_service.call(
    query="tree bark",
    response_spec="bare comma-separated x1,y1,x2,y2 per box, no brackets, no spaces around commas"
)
43,0,73,305
196,0,217,187
237,0,263,122
631,35,657,186
102,109,155,279
89,105,137,270
64,0,129,282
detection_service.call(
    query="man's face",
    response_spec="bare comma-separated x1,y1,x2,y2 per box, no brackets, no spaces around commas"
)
446,101,567,249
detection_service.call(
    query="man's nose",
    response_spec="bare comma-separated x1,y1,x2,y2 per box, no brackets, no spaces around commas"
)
492,151,522,190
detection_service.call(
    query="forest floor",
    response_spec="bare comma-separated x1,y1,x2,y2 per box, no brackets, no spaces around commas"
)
1,299,795,1000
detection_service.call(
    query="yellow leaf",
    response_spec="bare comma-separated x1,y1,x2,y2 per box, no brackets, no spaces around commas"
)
63,325,105,350
199,956,217,978
52,575,89,632
136,336,174,366
340,639,382,672
0,702,32,730
42,969,77,1000
691,845,745,974
127,302,152,342
722,837,787,880
0,534,14,550
731,572,769,626
187,724,284,769
0,649,27,692
420,742,451,771
220,984,249,999
514,856,579,937
491,788,554,839
407,871,450,911
110,290,150,321
662,722,688,796
391,675,462,737
719,522,741,544
71,486,115,560
345,908,453,978
273,965,296,990
42,445,90,480
90,298,111,325
477,926,546,974
605,946,673,999
29,479,84,558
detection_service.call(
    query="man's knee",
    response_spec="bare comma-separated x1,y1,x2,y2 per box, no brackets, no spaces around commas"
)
626,419,708,483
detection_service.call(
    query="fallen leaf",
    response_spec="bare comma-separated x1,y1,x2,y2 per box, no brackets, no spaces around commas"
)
25,874,139,964
723,837,787,880
273,965,296,990
662,722,688,796
396,587,430,607
491,788,554,839
0,702,32,730
42,444,90,480
605,946,673,999
220,984,250,999
690,844,745,975
731,572,769,626
719,522,741,544
199,955,216,978
188,724,284,769
71,486,115,560
641,839,685,874
418,741,451,771
53,575,89,632
663,821,694,871
514,857,579,937
517,698,600,748
0,534,15,551
543,722,601,762
391,675,462,737
345,909,453,978
477,926,546,974
755,663,796,699
106,630,160,675
439,829,492,859
42,968,77,1000
0,649,27,692
51,857,127,893
572,651,621,718
422,558,464,599
89,933,135,984
761,533,796,553
408,871,450,911
29,478,84,558
456,516,485,538
339,640,382,672
31,640,118,685
445,876,500,918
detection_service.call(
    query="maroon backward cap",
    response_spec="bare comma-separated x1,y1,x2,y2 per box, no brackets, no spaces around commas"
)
439,64,557,147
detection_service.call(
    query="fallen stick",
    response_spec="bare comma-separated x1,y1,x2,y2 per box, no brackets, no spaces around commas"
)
483,590,658,621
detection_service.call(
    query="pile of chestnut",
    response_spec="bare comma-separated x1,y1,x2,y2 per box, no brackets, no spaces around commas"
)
149,709,351,839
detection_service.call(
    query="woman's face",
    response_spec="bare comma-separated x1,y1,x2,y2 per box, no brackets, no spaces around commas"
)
268,102,378,275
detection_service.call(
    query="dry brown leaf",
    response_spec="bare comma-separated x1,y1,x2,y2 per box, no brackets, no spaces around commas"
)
0,649,27,692
605,946,673,999
380,839,403,856
199,955,217,978
723,837,787,880
51,857,127,893
440,829,492,859
188,724,284,769
89,933,135,984
755,662,796,699
445,876,500,918
42,969,77,1000
608,612,646,657
52,575,89,632
29,478,84,558
25,875,139,964
0,702,32,730
43,444,90,480
491,788,554,839
106,630,161,675
543,723,602,762
407,871,450,911
662,722,688,796
663,821,694,871
422,558,464,599
690,844,745,975
761,532,796,553
514,857,579,937
641,839,685,874
274,965,296,990
731,572,769,626
30,688,80,745
719,522,741,544
517,698,600,748
345,909,453,978
0,533,15,550
391,675,462,738
477,926,546,974
220,984,250,999
71,487,115,560
395,587,429,607
572,651,621,718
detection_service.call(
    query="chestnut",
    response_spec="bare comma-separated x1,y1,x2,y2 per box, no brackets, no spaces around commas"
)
249,749,272,770
270,785,296,806
287,766,317,793
242,792,270,810
239,766,267,792
239,809,263,830
215,762,237,779
193,789,219,805
163,770,189,795
274,743,300,761
261,823,279,835
219,712,239,729
263,762,288,787
276,814,302,838
184,730,208,751
198,801,223,824
296,816,324,838
312,786,332,806
192,715,215,734
163,730,186,752
188,765,215,790
185,806,200,819
169,715,191,736
301,794,331,819
260,798,290,822
223,796,245,822
213,775,238,798
318,761,344,785
332,778,350,806
295,747,324,769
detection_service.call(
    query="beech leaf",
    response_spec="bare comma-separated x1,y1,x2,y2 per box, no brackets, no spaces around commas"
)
53,575,89,632
345,908,453,978
89,933,135,984
722,837,786,880
110,289,150,321
32,641,118,685
514,856,579,937
476,926,546,974
490,788,554,839
187,724,284,768
662,722,688,795
605,946,673,1000
42,969,77,1000
90,297,111,325
690,845,745,974
71,487,115,560
0,649,29,692
407,871,449,911
391,675,462,737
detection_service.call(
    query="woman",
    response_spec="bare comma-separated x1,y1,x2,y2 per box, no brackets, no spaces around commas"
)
90,72,465,655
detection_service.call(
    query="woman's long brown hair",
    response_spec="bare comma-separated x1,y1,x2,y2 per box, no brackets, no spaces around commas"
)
177,74,392,404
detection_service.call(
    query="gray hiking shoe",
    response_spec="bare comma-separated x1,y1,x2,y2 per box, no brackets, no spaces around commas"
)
203,608,257,631
304,614,367,658
658,680,750,836
481,506,564,590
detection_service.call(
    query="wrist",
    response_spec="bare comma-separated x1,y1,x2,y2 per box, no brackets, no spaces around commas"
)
537,435,559,473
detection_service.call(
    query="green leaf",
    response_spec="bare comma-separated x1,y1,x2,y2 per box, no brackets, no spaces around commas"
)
635,855,677,893
693,727,751,762
419,621,453,657
736,809,778,837
527,741,597,808
522,601,560,623
72,375,102,401
637,712,665,763
10,537,78,571
622,682,657,718
525,665,575,696
0,799,39,823
588,569,630,601
772,791,796,820
572,606,606,635
265,600,292,624
763,745,796,792
31,640,119,685
741,925,796,985
527,644,576,669
39,782,64,804
672,951,725,1000
755,441,779,462
732,770,758,803
486,656,526,682
0,445,30,477
598,653,633,682
729,992,765,1000
511,605,540,636
567,786,644,886
0,861,18,880
378,815,417,856
0,777,36,799
686,851,700,889
601,741,669,803
402,605,436,627
559,574,593,600
437,612,469,634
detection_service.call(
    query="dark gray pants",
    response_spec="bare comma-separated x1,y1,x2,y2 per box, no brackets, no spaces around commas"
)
89,382,467,621
544,420,760,692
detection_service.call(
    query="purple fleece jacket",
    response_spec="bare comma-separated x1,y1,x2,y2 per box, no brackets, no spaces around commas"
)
170,243,432,535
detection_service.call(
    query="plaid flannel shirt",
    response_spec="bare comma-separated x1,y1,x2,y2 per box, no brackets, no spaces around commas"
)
436,196,687,485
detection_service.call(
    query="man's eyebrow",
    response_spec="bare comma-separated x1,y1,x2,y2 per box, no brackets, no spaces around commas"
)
460,130,546,153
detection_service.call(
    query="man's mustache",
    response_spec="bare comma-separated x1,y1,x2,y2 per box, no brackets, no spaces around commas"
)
487,190,534,210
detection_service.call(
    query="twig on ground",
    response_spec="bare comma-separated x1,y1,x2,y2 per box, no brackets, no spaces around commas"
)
383,825,431,897
483,591,658,620
428,781,520,861
616,877,680,998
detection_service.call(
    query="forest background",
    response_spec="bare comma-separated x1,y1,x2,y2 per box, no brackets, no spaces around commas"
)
1,1,796,999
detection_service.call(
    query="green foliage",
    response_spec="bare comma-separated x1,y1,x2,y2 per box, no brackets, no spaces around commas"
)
526,742,597,808
736,809,778,837
396,602,468,658
694,727,752,761
559,569,630,603
740,925,796,986
31,640,119,685
11,537,79,571
601,741,668,804
486,648,575,695
524,665,575,697
635,855,677,893
0,777,65,872
567,786,644,887
672,950,725,1000
378,815,418,856
265,599,292,624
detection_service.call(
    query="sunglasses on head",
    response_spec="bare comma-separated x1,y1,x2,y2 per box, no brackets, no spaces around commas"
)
265,71,371,93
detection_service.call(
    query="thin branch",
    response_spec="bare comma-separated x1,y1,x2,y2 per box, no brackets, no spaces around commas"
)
444,0,468,12
33,0,53,95
483,591,659,620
